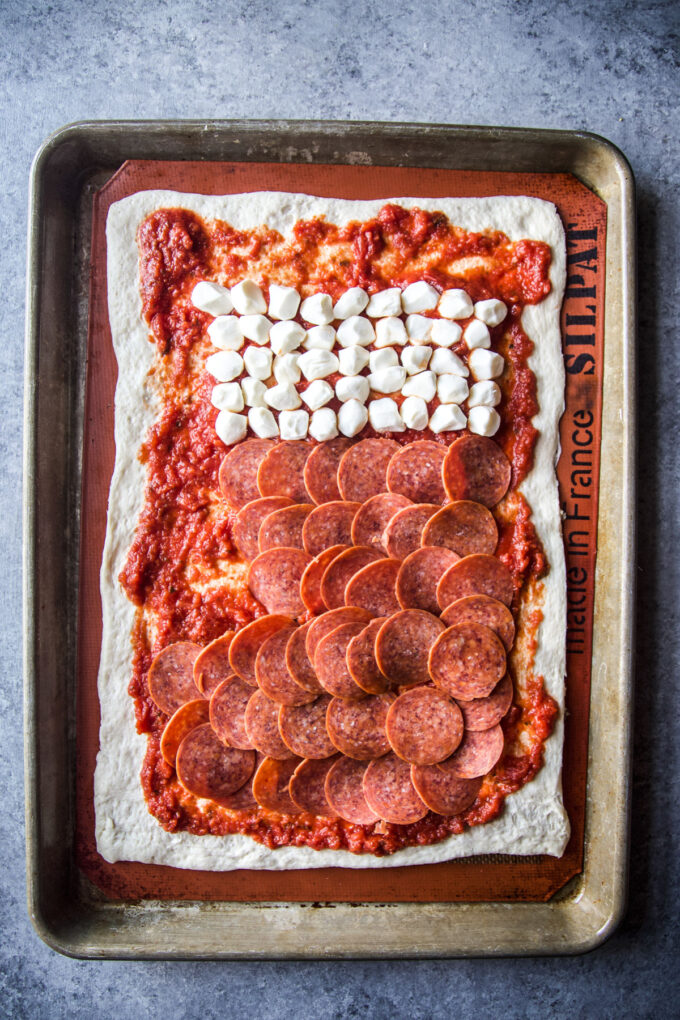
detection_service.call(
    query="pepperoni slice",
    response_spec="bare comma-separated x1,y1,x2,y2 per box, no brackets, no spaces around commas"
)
160,699,210,767
193,631,236,698
410,762,483,815
148,641,202,715
257,441,312,502
233,496,293,561
396,547,459,615
314,622,368,699
325,757,378,824
422,501,498,557
289,756,340,815
302,501,361,556
386,440,447,504
248,547,311,616
346,618,390,694
383,503,440,560
259,503,314,552
375,609,445,687
255,627,317,706
229,615,294,685
363,752,429,824
285,622,323,695
441,594,515,651
252,755,302,814
351,492,412,552
303,437,354,504
176,723,256,803
305,607,374,661
244,689,296,760
299,544,350,614
216,767,260,811
278,694,336,759
442,435,511,508
444,725,505,778
326,694,393,760
337,438,400,502
345,559,401,616
219,438,275,509
429,623,506,699
385,687,463,765
209,675,255,749
320,546,384,610
457,673,514,731
436,553,514,610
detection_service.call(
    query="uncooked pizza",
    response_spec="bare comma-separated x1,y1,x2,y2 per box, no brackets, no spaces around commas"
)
95,191,569,870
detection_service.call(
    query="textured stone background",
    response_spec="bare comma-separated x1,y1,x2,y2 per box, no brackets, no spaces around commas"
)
2,0,679,1015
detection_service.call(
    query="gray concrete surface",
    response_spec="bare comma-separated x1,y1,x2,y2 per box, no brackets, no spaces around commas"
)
2,0,679,1016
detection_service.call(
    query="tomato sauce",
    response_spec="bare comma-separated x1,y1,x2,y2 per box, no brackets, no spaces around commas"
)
124,204,558,854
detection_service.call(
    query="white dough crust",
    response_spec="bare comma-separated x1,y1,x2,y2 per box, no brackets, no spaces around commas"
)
95,190,569,870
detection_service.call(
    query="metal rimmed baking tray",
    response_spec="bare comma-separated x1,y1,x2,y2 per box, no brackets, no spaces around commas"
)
24,120,635,958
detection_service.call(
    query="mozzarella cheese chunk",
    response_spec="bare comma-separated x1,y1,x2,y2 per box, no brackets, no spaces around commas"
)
248,407,279,438
437,373,469,404
467,405,501,436
468,380,502,407
211,382,244,412
374,316,407,348
268,284,300,321
401,345,432,375
405,314,433,342
231,280,266,315
365,288,402,317
400,395,429,430
207,315,245,351
474,298,507,326
191,281,233,316
309,407,339,442
279,409,309,440
464,318,491,350
301,379,334,410
239,314,272,344
333,287,369,319
338,399,369,437
336,315,375,348
204,349,243,381
215,410,248,445
241,377,267,407
430,319,462,348
469,348,505,380
401,281,439,313
438,288,473,319
273,353,301,384
429,403,467,433
336,375,370,403
243,346,273,380
402,370,436,401
338,345,370,375
302,325,336,350
297,349,339,381
369,366,407,394
264,383,302,411
300,293,334,325
269,320,306,356
369,347,399,372
368,397,405,432
430,348,470,376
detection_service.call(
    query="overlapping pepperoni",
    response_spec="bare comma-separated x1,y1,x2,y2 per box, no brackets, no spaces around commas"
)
244,689,296,760
302,501,360,556
337,438,400,502
440,594,515,651
346,618,390,694
285,622,323,695
248,547,311,616
325,756,377,824
259,503,314,552
351,492,412,552
314,622,368,699
209,675,255,749
345,558,401,616
303,437,354,504
429,623,506,700
436,554,514,610
386,440,447,504
279,694,336,759
148,641,202,715
257,441,312,503
320,546,383,610
326,694,393,760
229,615,293,685
457,674,513,731
442,435,511,507
396,547,459,615
299,544,349,614
443,725,505,778
305,607,374,661
363,753,429,824
176,723,256,804
422,501,498,557
385,687,463,765
254,627,316,706
410,762,482,816
383,503,440,560
193,631,235,698
289,755,340,815
375,609,445,688
219,438,275,509
252,756,302,814
233,496,293,561
160,700,210,768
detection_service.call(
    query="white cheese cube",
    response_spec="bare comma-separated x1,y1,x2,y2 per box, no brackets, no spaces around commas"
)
301,379,334,410
239,314,272,344
269,320,306,356
474,298,507,327
401,281,439,313
468,405,501,436
241,377,267,407
369,366,407,394
215,410,248,445
309,407,339,442
369,347,399,372
469,348,505,380
336,315,375,348
374,316,407,348
464,318,491,350
205,349,243,382
402,370,436,401
336,375,370,403
279,409,309,440
400,395,429,430
430,319,462,348
429,404,467,433
211,382,244,411
338,399,368,438
273,353,301,385
430,348,470,376
191,281,233,316
437,374,469,404
302,325,336,350
268,284,300,321
438,288,473,319
231,280,266,315
401,345,432,375
405,314,433,342
297,349,339,381
468,380,501,407
366,288,402,317
248,407,279,438
338,345,370,375
243,346,273,381
300,293,334,325
264,383,302,411
333,287,369,319
368,397,405,432
207,315,245,351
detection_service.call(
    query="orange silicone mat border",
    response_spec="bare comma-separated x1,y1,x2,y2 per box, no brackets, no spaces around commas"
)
76,161,606,902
